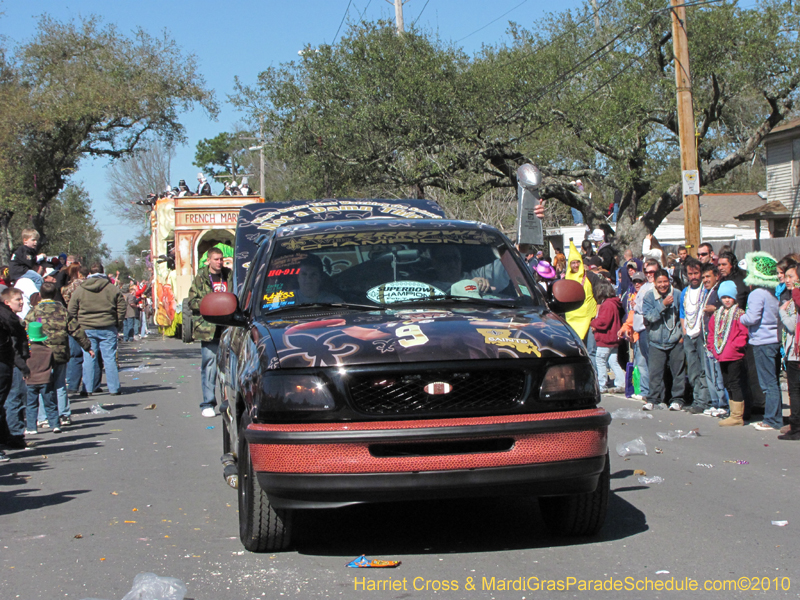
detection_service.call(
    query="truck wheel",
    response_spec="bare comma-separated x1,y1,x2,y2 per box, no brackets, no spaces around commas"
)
238,429,293,551
538,453,609,537
181,298,193,343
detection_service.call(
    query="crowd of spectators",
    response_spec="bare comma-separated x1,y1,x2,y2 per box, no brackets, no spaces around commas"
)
524,232,800,442
0,228,153,462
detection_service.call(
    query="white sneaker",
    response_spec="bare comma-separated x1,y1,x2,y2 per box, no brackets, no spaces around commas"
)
711,407,727,417
703,408,715,415
24,429,38,435
642,402,655,411
631,394,644,401
201,408,216,418
669,401,683,411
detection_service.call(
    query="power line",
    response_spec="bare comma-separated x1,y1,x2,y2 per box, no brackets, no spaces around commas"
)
410,0,430,27
333,0,354,44
456,0,530,43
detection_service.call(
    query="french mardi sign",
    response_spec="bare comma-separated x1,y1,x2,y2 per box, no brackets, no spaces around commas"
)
251,200,444,231
176,211,239,227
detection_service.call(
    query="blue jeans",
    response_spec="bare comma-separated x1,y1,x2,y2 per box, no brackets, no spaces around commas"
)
200,340,220,409
596,346,626,388
752,343,782,428
703,349,729,408
36,363,69,421
684,334,709,408
83,327,120,395
4,367,27,436
140,312,148,337
584,329,597,377
123,317,137,341
67,335,84,392
634,329,650,397
27,382,57,430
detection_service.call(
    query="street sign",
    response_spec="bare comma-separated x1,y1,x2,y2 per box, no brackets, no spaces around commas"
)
682,170,700,195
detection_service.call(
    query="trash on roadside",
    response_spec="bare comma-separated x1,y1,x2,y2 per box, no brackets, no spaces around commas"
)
91,404,110,415
723,459,749,465
655,570,670,574
206,426,214,430
638,475,664,484
74,534,83,539
144,404,156,410
633,469,646,476
610,408,653,420
120,572,187,600
696,463,713,468
347,555,402,568
616,437,647,457
654,447,663,454
656,429,699,441
771,520,788,527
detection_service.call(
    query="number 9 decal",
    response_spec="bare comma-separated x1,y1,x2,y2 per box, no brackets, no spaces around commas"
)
396,324,429,348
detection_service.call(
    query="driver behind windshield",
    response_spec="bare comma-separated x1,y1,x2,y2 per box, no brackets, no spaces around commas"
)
294,254,343,305
428,245,510,295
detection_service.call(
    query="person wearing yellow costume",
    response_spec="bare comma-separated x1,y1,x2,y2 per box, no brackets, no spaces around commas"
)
565,240,601,364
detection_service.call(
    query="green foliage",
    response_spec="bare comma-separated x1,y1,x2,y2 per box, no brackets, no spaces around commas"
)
39,184,110,263
0,14,217,263
233,2,800,250
123,233,152,281
193,132,247,181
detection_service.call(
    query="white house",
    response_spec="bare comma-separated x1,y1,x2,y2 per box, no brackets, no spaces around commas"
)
763,117,800,235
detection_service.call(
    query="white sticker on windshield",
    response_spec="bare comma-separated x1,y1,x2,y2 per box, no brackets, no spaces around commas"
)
366,281,445,304
519,284,531,296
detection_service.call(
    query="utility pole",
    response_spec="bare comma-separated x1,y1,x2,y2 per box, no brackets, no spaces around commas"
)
670,0,701,256
589,0,601,35
393,0,405,34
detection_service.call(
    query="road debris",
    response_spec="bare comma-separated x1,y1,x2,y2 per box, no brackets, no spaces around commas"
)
347,555,402,568
616,437,647,457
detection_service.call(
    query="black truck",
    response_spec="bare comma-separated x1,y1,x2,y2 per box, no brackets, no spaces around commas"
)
201,199,610,551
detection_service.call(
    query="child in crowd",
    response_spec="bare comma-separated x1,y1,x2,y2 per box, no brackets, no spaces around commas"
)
24,322,59,434
707,281,749,426
590,277,626,393
9,229,45,282
778,264,800,440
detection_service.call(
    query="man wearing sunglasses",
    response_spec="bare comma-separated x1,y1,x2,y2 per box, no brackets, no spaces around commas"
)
696,243,714,265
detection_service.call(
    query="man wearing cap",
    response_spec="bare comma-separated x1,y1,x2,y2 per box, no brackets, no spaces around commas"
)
595,231,618,284
739,252,782,431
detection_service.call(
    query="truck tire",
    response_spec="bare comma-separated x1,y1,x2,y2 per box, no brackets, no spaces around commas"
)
538,453,609,537
238,427,293,552
181,298,193,343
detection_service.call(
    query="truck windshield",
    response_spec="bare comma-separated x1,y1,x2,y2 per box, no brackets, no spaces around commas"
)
260,229,541,311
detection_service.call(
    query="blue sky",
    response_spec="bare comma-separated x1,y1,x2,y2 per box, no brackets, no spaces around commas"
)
2,0,585,259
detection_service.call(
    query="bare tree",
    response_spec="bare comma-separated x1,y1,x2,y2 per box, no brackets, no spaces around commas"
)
106,139,175,230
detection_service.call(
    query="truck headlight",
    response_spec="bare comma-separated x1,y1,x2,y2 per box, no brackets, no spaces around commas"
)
539,363,598,401
261,375,335,412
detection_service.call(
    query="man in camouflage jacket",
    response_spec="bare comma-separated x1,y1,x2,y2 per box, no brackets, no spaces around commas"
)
187,247,232,417
25,282,93,426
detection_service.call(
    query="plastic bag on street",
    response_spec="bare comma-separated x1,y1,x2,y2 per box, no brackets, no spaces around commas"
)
90,404,110,415
81,573,187,600
638,475,664,484
656,429,699,441
611,408,653,420
616,437,647,457
121,573,187,600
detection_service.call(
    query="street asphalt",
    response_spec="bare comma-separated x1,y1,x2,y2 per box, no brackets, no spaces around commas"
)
1,336,798,599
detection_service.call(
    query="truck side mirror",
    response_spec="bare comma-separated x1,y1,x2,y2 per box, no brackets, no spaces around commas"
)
199,292,247,327
548,279,585,313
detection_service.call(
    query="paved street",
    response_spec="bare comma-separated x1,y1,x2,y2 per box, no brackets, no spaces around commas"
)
1,337,798,600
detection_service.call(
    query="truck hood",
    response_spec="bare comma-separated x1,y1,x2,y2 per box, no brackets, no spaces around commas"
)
262,306,585,368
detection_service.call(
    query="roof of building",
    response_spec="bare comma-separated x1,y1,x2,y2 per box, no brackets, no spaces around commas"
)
764,117,800,140
733,200,791,221
665,192,767,228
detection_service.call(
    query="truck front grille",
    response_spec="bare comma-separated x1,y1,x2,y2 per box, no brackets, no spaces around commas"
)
347,370,525,415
